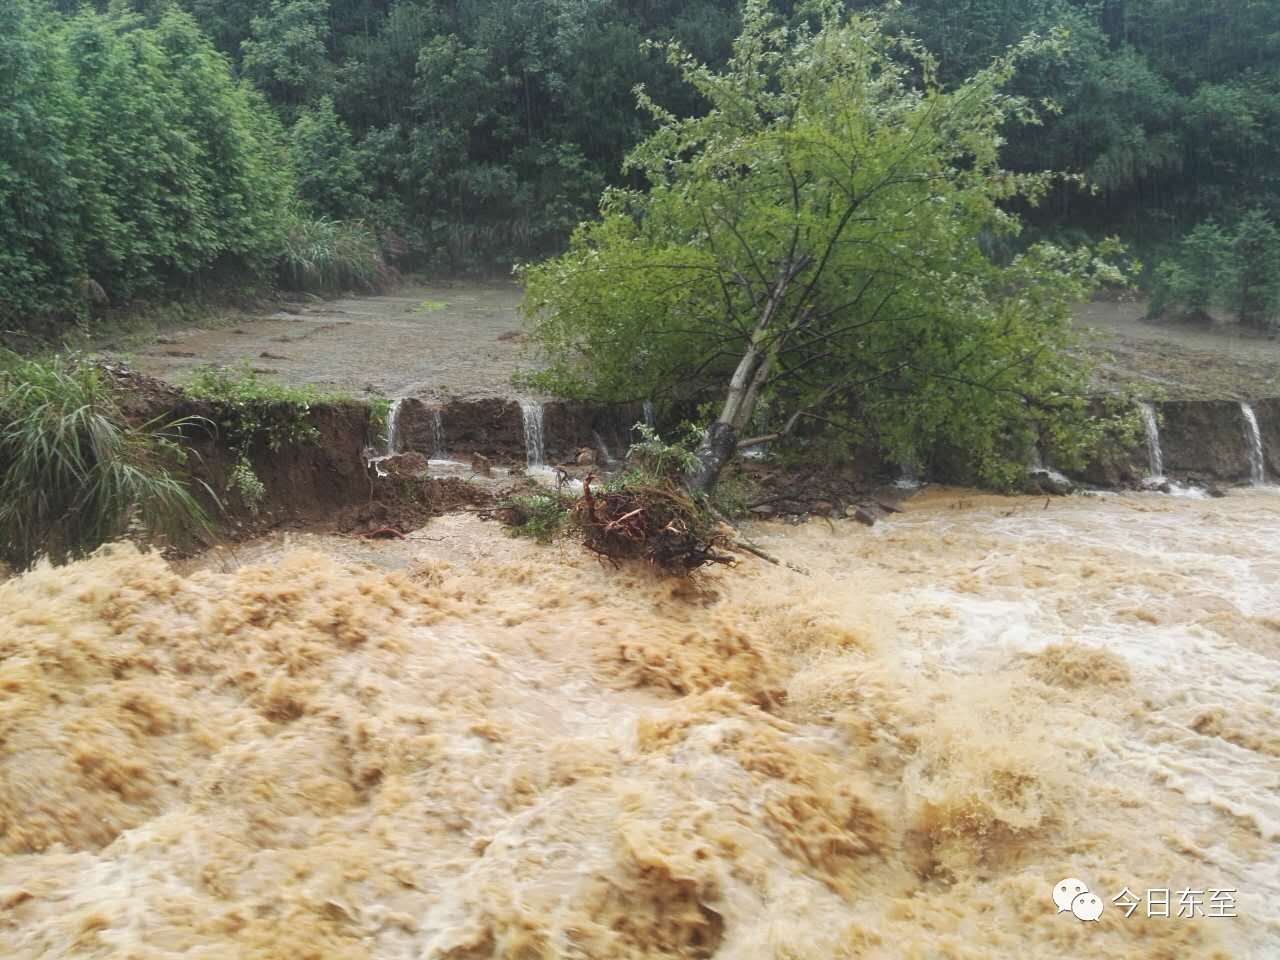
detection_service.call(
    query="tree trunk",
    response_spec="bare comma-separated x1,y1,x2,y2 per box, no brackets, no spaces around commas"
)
684,260,812,492
685,342,769,493
686,420,738,494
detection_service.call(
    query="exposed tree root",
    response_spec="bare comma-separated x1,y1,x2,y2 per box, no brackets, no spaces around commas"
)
575,476,734,576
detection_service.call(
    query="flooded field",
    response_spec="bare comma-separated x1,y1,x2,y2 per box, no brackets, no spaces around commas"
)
2,489,1276,958
125,281,530,400
114,285,1280,403
1076,301,1280,399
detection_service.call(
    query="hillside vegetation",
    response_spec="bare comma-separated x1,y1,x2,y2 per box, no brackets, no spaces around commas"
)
4,1,1280,333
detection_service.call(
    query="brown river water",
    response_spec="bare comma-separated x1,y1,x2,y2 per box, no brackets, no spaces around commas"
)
2,488,1277,958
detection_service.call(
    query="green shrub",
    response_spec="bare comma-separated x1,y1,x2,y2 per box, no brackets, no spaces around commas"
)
0,353,210,570
1149,220,1230,319
1151,211,1280,328
185,364,327,448
1229,209,1280,329
289,96,371,220
622,423,701,482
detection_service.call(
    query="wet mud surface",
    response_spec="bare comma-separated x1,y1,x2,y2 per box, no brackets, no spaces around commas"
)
124,281,531,400
1077,300,1280,399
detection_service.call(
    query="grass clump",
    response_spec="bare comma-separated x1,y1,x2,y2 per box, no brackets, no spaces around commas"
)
367,395,392,438
499,491,576,543
278,217,387,294
0,353,210,570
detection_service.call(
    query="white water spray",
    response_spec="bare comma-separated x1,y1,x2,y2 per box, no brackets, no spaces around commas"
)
642,401,656,429
383,398,405,455
1138,402,1164,479
520,400,546,468
895,462,921,489
1241,402,1266,485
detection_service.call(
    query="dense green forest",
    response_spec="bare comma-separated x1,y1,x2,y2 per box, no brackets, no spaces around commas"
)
4,0,1280,327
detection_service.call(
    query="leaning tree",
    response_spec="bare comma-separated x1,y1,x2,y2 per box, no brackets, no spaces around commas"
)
520,0,1123,491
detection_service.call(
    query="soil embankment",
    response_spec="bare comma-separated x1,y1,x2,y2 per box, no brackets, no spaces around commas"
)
101,285,1280,494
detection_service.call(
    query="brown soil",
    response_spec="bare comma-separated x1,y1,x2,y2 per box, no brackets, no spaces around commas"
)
102,367,493,552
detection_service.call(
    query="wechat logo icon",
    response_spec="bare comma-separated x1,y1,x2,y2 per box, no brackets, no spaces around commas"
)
1054,878,1104,922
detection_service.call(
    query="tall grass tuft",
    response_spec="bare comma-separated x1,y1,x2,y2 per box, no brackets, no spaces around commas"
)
0,354,211,570
278,217,388,293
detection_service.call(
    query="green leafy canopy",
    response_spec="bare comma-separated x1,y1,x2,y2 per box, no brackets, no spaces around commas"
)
520,1,1126,488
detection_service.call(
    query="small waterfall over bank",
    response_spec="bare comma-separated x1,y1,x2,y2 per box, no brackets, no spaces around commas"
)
1241,402,1266,485
642,401,656,429
383,398,405,455
895,462,921,489
1138,402,1164,478
430,406,447,459
520,400,546,468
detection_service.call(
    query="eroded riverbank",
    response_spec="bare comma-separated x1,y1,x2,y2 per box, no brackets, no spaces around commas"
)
1,489,1276,958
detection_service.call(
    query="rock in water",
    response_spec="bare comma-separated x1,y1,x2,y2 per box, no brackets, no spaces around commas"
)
1030,469,1074,496
851,507,877,526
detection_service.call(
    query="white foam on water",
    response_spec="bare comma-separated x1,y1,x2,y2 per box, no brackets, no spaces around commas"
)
879,492,1280,878
525,464,583,494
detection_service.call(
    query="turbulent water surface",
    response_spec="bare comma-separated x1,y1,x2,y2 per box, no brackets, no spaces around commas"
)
1,489,1277,958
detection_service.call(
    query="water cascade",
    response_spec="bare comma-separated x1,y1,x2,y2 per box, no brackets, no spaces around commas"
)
383,398,405,456
1241,402,1266,485
430,407,447,460
643,401,656,429
520,400,546,469
1028,445,1072,493
1138,402,1164,478
895,462,921,489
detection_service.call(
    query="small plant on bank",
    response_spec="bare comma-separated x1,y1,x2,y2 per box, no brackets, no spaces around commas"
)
184,364,329,512
367,395,391,438
622,423,701,482
227,457,267,514
501,490,577,543
0,353,211,570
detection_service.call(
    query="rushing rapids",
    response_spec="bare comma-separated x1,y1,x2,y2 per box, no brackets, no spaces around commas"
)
1,489,1277,958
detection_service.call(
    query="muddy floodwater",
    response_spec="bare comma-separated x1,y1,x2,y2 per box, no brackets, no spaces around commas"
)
2,489,1278,957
